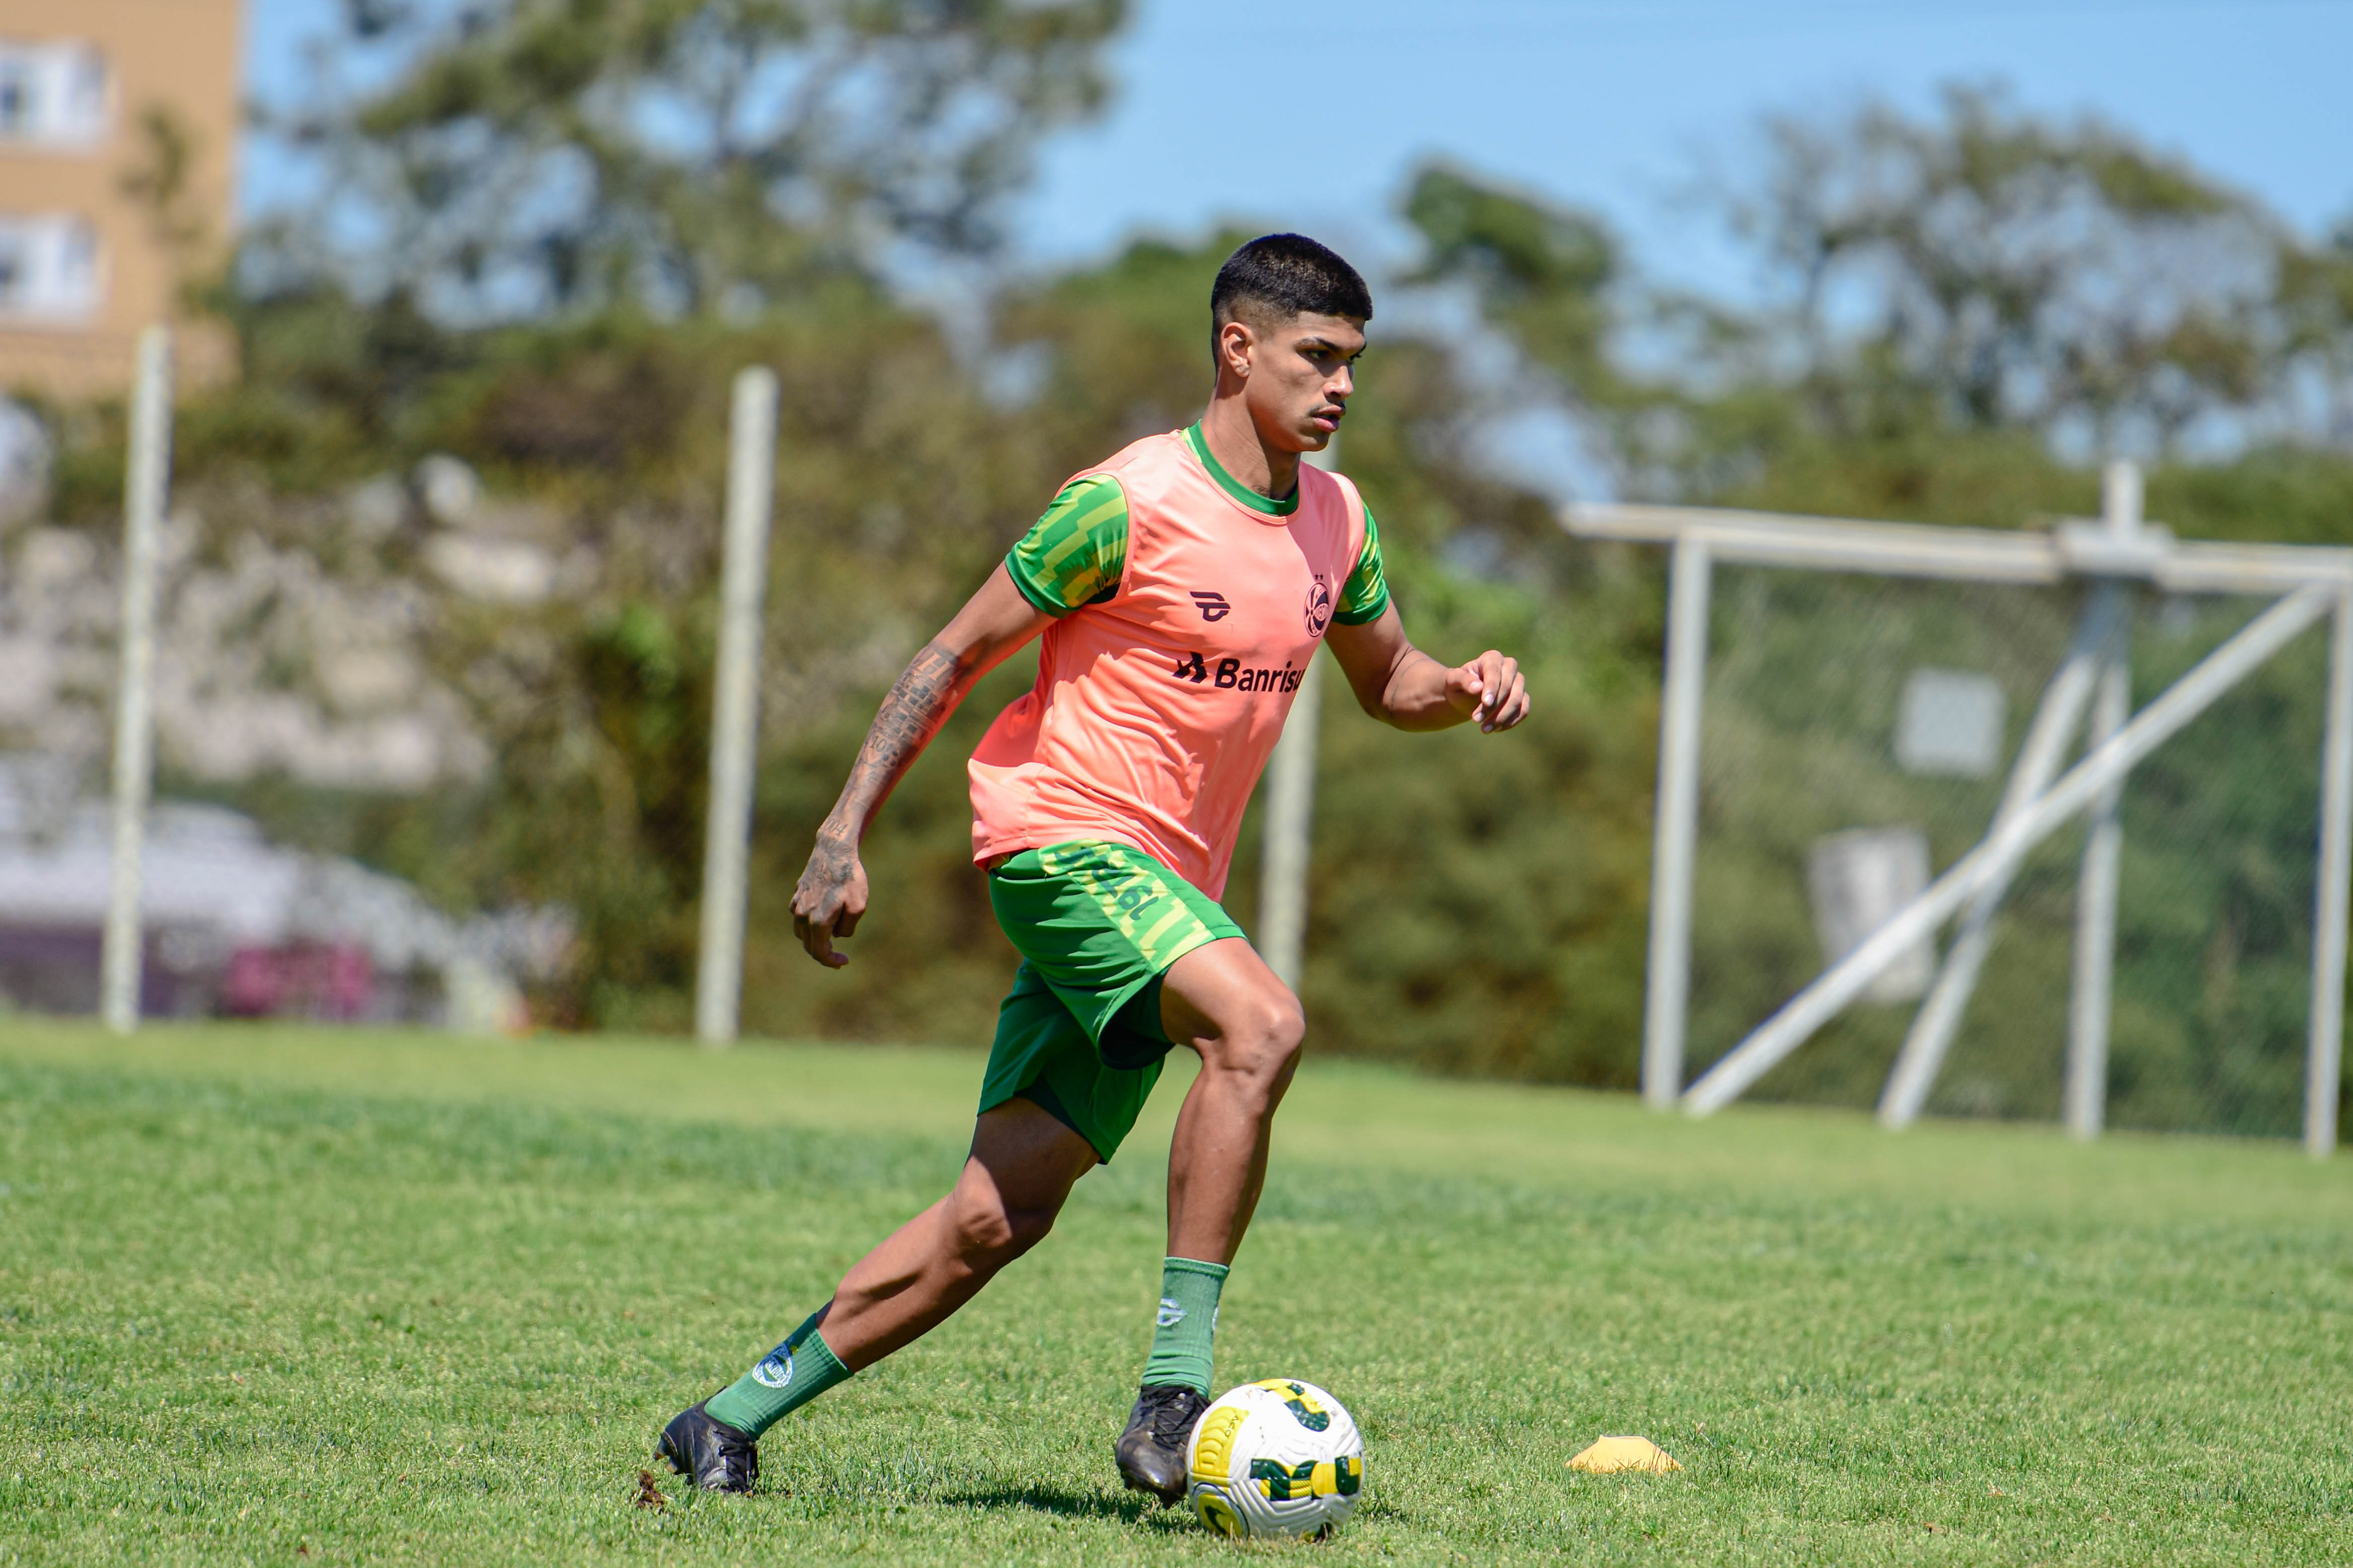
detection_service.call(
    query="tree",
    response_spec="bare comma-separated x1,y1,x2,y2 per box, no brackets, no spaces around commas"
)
267,0,1126,320
1725,85,2298,455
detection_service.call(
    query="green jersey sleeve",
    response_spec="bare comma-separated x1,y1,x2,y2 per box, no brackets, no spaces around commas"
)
1333,506,1391,625
1005,474,1129,616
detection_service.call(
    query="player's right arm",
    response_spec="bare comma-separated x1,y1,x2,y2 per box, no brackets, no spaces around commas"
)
792,475,1130,968
791,566,1052,967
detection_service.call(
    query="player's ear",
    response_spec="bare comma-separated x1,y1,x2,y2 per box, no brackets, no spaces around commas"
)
1217,318,1255,380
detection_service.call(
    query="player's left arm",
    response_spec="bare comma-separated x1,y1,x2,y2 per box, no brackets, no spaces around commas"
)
1324,603,1530,733
1318,503,1528,733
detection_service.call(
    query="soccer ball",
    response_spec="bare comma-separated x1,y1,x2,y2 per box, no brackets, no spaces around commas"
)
1185,1378,1364,1539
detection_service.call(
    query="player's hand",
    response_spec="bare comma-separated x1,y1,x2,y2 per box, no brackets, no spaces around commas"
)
791,831,869,969
1447,650,1530,733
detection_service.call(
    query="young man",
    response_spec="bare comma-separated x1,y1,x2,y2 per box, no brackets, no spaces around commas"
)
659,233,1530,1501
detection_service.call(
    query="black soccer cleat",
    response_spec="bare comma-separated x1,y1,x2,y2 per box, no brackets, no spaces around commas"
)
659,1399,760,1493
1115,1383,1211,1505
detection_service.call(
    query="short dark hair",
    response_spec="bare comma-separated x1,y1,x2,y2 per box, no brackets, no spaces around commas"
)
1210,234,1373,340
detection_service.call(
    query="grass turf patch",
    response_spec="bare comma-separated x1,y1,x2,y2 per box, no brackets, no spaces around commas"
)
1,1020,2348,1564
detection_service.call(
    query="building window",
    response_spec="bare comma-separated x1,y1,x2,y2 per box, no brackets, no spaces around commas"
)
0,215,105,322
0,41,110,148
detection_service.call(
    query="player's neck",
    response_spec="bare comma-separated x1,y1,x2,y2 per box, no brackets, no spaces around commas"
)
1198,398,1300,502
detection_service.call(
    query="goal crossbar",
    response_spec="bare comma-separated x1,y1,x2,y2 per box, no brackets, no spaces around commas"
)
1570,502,2353,594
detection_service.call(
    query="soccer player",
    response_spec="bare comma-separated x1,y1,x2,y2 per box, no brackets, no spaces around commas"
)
660,233,1530,1500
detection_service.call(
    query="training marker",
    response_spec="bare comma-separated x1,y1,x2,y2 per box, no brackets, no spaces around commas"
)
1567,1436,1681,1474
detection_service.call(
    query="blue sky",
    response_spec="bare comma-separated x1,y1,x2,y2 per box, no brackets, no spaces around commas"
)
244,0,2353,301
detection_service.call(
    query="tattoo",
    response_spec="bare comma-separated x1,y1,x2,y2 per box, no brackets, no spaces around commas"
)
821,641,965,844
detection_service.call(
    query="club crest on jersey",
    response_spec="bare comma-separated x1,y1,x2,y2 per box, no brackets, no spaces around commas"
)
1303,576,1335,638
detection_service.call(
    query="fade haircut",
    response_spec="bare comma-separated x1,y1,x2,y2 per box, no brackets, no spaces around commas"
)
1209,234,1372,363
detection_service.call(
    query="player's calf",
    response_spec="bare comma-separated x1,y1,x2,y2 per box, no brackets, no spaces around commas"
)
657,1103,1093,1490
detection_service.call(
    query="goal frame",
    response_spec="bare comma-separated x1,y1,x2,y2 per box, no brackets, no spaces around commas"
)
1569,465,2353,1157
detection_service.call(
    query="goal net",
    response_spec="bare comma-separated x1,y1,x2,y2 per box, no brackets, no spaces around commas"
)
1572,475,2352,1151
1685,566,2328,1137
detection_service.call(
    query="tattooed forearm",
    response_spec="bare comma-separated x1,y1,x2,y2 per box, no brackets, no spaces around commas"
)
818,642,969,844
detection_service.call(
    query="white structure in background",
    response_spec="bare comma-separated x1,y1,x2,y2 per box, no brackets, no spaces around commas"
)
0,396,48,523
1256,438,1341,993
416,453,564,606
1894,669,2006,779
101,325,168,1033
0,756,558,1032
695,367,778,1047
1573,460,2353,1158
1806,828,1933,1003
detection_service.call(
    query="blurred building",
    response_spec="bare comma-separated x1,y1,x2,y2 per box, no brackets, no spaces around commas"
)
0,756,560,1030
0,0,242,397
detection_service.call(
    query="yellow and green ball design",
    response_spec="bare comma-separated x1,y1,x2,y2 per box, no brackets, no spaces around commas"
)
1185,1378,1364,1539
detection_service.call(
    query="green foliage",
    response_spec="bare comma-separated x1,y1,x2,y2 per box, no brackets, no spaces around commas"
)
39,51,2353,1137
267,0,1127,318
5,1025,2350,1563
1403,95,2353,1129
1400,163,1622,400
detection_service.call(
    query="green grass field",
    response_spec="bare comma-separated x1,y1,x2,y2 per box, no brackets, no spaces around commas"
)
2,1022,2347,1564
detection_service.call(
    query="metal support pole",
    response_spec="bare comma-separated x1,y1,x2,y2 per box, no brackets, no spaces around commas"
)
2067,462,2144,1140
2066,626,2131,1139
1259,656,1322,992
101,326,172,1036
1643,535,1712,1107
1878,586,2119,1127
1257,440,1340,995
695,366,779,1047
2306,586,2353,1156
1684,583,2336,1116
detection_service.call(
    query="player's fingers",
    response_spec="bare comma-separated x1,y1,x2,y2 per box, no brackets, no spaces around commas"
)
1491,670,1531,730
804,911,851,968
1478,656,1518,729
1449,661,1483,709
836,905,863,939
797,898,832,957
1485,653,1515,713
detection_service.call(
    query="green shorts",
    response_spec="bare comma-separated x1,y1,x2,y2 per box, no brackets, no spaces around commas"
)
978,841,1244,1162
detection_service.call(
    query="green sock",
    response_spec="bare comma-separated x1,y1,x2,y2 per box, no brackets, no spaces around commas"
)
703,1309,853,1439
1141,1257,1228,1396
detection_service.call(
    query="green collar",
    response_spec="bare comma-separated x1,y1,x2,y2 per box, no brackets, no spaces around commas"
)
1185,423,1298,517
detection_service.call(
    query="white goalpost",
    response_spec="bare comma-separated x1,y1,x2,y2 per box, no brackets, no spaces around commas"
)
101,325,174,1036
1256,438,1342,993
1573,464,2353,1158
695,366,780,1047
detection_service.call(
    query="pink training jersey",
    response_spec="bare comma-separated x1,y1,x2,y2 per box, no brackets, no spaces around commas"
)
968,429,1372,900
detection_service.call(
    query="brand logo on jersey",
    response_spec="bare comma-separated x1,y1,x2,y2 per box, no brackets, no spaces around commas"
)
1167,654,1306,694
1168,651,1304,693
1190,590,1232,622
1303,576,1334,639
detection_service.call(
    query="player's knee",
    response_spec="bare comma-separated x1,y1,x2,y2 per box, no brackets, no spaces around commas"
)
1003,1201,1058,1252
1210,991,1304,1092
947,1188,1055,1267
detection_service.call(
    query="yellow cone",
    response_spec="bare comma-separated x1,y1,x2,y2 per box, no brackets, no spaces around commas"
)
1567,1436,1682,1474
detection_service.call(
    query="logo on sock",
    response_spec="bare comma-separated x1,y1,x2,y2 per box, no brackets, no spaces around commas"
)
752,1342,795,1389
1157,1298,1186,1328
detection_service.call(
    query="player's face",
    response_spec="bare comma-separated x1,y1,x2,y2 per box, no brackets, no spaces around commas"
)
1239,313,1366,454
